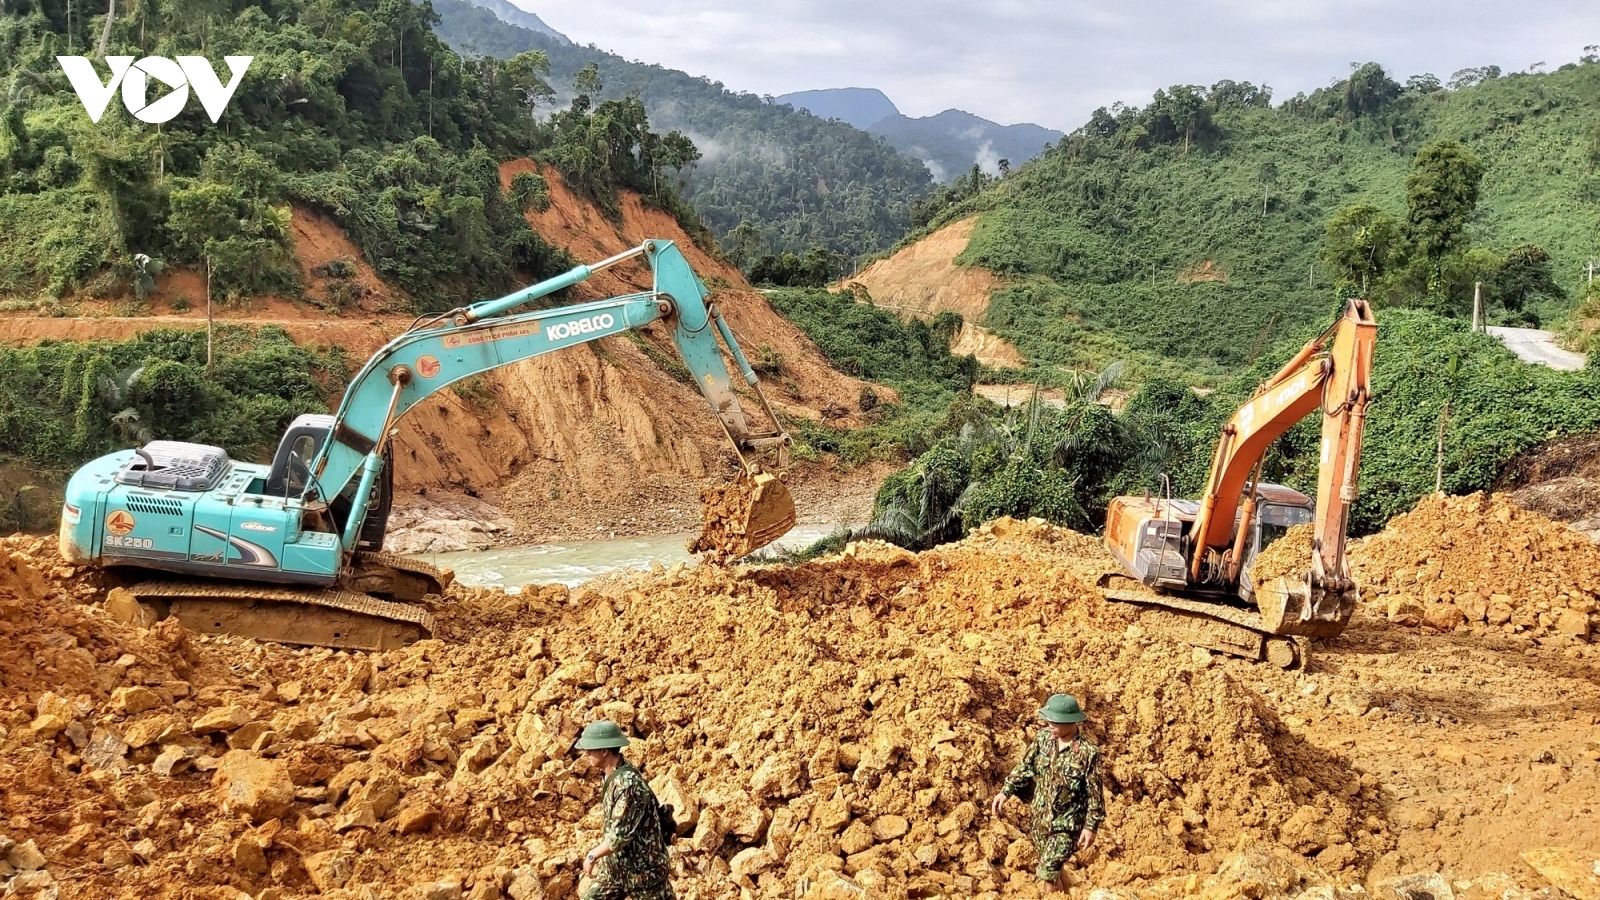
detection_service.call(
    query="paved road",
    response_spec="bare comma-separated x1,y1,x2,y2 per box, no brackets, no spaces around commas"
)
1485,326,1587,371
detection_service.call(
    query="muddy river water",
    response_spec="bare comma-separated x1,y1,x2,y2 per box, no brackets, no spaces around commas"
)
410,524,848,591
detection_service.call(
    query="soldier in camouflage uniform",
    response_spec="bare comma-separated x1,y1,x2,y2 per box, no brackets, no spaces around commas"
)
576,720,675,900
990,694,1106,892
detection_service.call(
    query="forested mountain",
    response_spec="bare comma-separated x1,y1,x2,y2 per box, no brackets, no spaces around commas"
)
869,109,1062,181
464,0,568,43
0,0,711,310
920,61,1600,378
774,88,900,130
431,0,934,259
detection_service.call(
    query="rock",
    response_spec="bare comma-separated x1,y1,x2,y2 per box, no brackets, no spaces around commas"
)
1457,592,1490,623
814,798,851,833
730,846,777,881
8,870,54,894
82,727,129,770
153,745,193,777
1391,803,1440,831
1487,601,1515,627
690,808,724,854
111,686,163,716
800,870,866,900
1380,873,1455,900
507,869,544,900
28,712,70,740
8,839,47,871
105,587,157,626
336,771,403,830
468,881,502,900
396,804,440,835
871,815,909,842
839,820,875,856
277,681,303,704
1387,596,1425,626
124,716,177,750
232,835,269,875
411,880,464,900
1554,609,1591,639
1521,847,1600,900
651,773,697,832
193,706,254,735
132,839,157,863
1424,603,1466,632
750,753,804,800
304,850,356,893
214,750,295,823
102,843,134,869
228,721,275,751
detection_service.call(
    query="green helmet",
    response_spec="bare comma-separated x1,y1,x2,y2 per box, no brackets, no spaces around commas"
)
574,720,631,751
1040,694,1087,724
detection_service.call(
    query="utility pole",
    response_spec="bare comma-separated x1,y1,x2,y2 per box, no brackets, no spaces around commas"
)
206,257,214,376
1472,282,1482,332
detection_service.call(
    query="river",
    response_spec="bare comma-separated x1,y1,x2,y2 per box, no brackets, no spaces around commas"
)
410,524,848,592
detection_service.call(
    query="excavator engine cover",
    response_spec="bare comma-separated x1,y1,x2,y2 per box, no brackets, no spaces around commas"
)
1253,575,1357,638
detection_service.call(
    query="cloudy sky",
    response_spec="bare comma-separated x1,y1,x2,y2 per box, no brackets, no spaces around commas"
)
514,0,1596,130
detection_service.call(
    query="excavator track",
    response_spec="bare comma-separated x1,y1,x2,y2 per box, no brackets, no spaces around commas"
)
130,578,439,652
1099,573,1302,669
346,550,454,599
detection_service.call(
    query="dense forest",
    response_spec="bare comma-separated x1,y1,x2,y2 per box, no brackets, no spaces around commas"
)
429,0,934,262
905,58,1600,380
0,0,706,310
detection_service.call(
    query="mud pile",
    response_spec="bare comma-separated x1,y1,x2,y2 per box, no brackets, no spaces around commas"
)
1349,493,1600,638
0,520,1387,900
1250,525,1316,587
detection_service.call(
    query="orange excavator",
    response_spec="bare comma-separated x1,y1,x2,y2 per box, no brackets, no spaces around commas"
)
1100,299,1376,667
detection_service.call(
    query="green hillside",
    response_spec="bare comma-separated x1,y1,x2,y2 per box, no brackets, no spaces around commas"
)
0,0,709,310
927,61,1600,379
430,0,933,261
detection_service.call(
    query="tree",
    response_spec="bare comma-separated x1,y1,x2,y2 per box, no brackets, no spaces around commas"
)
1258,159,1278,216
1404,140,1485,309
1488,244,1565,315
725,221,762,269
1343,62,1401,120
505,51,555,122
1322,204,1404,293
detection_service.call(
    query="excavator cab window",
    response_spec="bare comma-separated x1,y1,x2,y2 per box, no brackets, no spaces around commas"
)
1251,503,1313,561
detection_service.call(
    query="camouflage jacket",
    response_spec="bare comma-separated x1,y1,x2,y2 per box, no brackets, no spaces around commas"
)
1001,730,1106,837
599,761,670,876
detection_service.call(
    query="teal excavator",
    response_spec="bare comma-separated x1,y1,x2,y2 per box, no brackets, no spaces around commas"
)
58,241,797,650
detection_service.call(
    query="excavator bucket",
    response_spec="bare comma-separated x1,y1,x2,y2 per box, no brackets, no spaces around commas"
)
688,469,797,561
1254,574,1358,638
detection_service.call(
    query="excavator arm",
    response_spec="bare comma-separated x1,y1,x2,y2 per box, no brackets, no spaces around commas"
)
1187,299,1376,628
307,239,793,551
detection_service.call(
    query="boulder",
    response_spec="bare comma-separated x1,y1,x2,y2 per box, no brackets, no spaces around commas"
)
1379,873,1455,900
7,840,47,871
303,850,356,893
871,815,909,843
1522,847,1600,900
193,706,254,735
214,750,294,823
111,686,163,716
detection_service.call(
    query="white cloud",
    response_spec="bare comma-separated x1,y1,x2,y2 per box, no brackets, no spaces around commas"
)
515,0,1598,132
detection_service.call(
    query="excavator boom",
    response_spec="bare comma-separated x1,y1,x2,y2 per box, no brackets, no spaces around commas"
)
59,240,795,649
1102,299,1376,664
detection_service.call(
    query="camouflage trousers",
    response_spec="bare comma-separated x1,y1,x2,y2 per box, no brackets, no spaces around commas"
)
1033,830,1078,882
582,859,675,900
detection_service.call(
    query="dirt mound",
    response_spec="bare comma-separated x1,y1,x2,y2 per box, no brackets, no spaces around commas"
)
1349,493,1600,638
1250,524,1315,588
844,217,1022,368
0,519,1392,899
